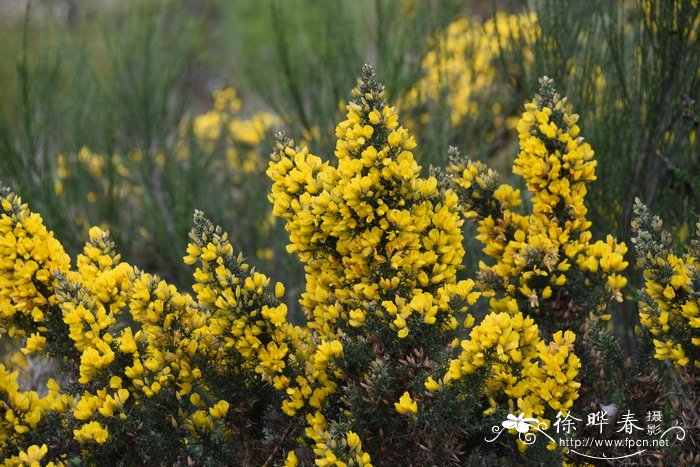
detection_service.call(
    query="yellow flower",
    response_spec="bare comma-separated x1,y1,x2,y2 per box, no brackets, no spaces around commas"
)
209,400,230,419
424,376,440,391
284,451,299,467
18,444,48,465
275,282,285,298
346,431,361,449
21,333,47,355
73,421,109,444
394,391,418,416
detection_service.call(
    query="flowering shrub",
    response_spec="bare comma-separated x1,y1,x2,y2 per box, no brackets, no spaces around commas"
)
0,183,306,464
442,77,628,330
267,64,479,464
632,200,699,379
0,65,697,465
432,75,632,446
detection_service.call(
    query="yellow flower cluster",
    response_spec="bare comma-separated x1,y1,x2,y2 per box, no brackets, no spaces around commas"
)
0,186,70,343
292,412,372,467
0,183,308,464
281,338,341,417
0,364,71,465
268,64,477,341
192,86,282,174
445,78,628,330
182,210,308,389
633,200,700,371
59,227,132,359
402,12,537,131
441,307,580,421
267,64,483,464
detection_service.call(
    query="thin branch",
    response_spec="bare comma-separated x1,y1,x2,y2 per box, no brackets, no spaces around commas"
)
261,417,296,467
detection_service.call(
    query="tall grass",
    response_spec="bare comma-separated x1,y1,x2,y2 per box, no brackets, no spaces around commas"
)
0,1,295,293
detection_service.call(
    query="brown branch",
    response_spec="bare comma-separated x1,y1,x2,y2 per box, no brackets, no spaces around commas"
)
261,417,296,467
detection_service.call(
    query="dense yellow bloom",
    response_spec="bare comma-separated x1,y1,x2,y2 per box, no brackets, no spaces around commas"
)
0,182,307,463
73,421,109,444
633,202,700,371
403,13,538,128
0,363,73,461
21,333,46,355
268,65,475,342
268,65,478,465
78,339,116,384
0,186,70,343
439,79,630,438
183,211,308,391
443,310,580,421
445,78,628,332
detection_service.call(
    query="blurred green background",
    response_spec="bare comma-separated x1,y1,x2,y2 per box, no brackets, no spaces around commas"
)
0,0,698,345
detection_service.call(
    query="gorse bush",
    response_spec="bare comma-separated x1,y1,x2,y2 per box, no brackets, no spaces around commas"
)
442,76,628,328
632,199,700,378
0,185,305,465
267,65,482,463
438,75,630,418
2,64,697,465
627,200,700,465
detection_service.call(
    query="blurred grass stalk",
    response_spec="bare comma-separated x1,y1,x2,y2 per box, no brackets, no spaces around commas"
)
1,0,199,281
0,0,298,298
239,0,465,155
